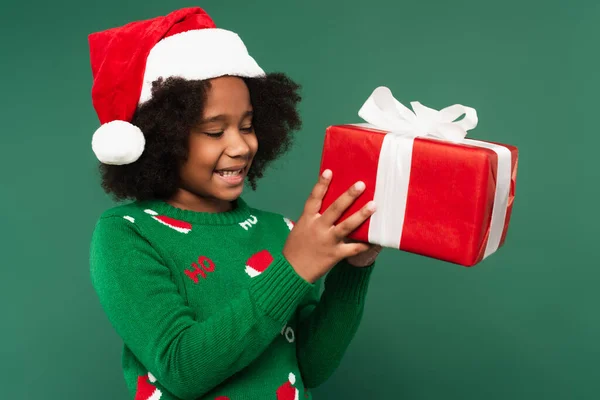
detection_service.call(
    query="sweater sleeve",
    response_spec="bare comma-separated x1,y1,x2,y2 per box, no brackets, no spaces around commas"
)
295,259,375,388
90,216,314,400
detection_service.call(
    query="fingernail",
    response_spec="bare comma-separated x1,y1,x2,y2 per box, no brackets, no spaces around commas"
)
366,201,377,211
322,169,332,179
354,181,365,191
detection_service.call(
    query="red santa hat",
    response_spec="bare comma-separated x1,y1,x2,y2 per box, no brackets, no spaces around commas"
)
245,249,274,278
88,7,265,165
134,372,162,400
276,373,299,400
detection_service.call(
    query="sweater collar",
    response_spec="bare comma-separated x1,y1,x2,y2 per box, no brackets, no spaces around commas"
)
139,197,253,225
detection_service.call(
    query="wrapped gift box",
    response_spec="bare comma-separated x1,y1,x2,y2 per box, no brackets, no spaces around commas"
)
318,87,518,267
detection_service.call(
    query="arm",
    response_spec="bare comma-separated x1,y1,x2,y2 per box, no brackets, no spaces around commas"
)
295,258,375,388
90,216,314,400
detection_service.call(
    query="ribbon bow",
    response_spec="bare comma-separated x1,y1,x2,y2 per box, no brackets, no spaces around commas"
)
358,86,478,142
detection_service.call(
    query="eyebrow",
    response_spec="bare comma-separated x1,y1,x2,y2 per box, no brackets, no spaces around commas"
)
199,110,253,124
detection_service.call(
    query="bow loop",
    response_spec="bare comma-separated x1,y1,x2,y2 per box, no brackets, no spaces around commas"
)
358,86,478,142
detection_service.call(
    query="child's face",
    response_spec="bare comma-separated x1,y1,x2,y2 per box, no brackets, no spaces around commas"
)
179,76,257,206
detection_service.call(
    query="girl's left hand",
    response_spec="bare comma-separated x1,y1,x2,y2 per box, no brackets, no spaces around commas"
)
344,239,383,267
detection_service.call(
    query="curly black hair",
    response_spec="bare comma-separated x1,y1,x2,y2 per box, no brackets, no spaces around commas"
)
98,73,302,202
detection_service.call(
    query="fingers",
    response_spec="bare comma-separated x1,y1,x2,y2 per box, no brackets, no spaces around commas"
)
333,200,377,238
320,180,367,225
338,241,371,258
304,169,333,215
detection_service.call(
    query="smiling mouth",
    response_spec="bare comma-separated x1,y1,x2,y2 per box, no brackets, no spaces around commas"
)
216,168,244,177
213,165,248,185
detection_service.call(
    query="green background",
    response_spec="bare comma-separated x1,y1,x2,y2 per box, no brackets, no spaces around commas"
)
1,0,597,398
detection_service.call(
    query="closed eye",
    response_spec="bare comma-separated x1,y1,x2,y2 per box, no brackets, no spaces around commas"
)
203,131,224,138
202,124,253,138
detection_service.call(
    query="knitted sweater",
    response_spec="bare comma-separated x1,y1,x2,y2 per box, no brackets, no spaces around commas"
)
89,197,374,400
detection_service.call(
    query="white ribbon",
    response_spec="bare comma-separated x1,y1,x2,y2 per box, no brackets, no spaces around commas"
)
357,86,479,142
357,86,511,261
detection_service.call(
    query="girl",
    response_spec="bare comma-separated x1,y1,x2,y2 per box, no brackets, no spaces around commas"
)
89,7,382,400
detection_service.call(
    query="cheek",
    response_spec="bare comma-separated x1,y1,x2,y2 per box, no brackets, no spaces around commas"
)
184,139,219,176
249,134,259,155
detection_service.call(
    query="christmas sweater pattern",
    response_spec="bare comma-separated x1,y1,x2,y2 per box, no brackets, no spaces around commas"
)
90,197,374,399
134,371,302,400
135,372,162,400
142,209,193,233
211,373,301,400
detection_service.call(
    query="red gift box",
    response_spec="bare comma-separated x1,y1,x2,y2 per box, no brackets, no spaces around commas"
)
318,87,518,267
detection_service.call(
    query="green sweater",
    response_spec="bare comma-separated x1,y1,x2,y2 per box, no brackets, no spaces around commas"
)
90,197,374,400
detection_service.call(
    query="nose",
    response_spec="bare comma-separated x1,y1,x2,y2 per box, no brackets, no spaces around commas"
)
224,129,251,158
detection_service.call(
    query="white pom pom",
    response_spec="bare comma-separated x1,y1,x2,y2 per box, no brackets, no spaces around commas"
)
288,372,295,385
92,120,145,165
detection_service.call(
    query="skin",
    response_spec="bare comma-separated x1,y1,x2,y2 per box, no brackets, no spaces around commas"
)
168,76,257,213
167,75,382,279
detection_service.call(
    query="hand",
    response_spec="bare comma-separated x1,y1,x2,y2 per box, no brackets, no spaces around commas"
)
282,169,377,283
344,239,382,267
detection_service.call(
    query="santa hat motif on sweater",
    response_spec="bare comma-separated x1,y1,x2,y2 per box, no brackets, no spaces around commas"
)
283,217,295,231
134,372,162,400
88,7,265,165
245,249,274,278
144,209,193,233
276,373,300,400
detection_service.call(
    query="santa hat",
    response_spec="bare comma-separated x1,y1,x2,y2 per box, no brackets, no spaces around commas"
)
134,372,162,400
245,249,274,278
88,7,265,165
276,373,299,400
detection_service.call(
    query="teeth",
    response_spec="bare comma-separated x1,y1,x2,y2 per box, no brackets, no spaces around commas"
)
218,169,242,176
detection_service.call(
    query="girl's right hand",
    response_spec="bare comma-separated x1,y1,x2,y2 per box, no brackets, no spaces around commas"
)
282,169,377,283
